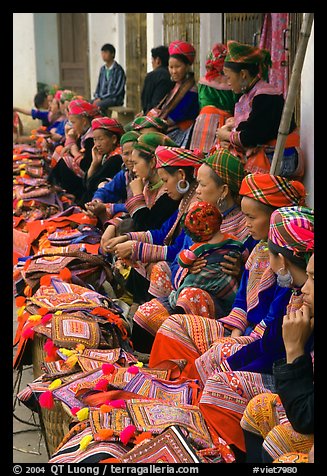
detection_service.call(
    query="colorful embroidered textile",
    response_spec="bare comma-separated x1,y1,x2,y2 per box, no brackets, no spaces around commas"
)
268,206,314,256
239,173,306,207
89,408,132,437
123,372,200,405
77,348,137,372
120,425,201,463
49,426,129,463
181,201,222,242
52,369,103,408
29,292,99,312
131,116,168,133
224,40,272,81
169,40,196,64
155,145,204,170
133,132,176,156
205,148,245,193
199,370,276,452
91,117,124,137
51,313,101,348
272,452,309,463
126,399,213,449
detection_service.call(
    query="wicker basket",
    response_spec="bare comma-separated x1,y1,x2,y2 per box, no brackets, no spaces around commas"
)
31,334,73,457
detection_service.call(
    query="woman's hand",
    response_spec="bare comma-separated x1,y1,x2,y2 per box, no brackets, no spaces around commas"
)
282,304,314,363
231,328,243,337
100,224,116,252
221,253,242,279
129,177,144,196
114,240,134,260
189,257,207,274
91,145,102,165
85,200,106,218
216,125,231,143
105,235,129,254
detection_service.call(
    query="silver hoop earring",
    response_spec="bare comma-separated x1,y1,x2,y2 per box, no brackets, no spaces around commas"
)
176,179,190,194
240,79,248,93
276,267,293,288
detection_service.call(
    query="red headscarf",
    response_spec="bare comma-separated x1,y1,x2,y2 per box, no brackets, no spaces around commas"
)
168,40,196,64
239,173,306,207
91,117,125,137
205,43,228,81
68,99,100,118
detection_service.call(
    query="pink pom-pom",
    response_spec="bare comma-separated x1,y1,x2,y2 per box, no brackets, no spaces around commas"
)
108,399,126,409
22,327,35,340
94,379,109,391
39,391,54,409
127,365,139,374
102,363,115,375
43,338,57,357
120,425,136,445
41,313,53,323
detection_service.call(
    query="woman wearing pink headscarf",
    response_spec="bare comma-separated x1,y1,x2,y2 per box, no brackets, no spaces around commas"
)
48,99,100,201
147,40,199,147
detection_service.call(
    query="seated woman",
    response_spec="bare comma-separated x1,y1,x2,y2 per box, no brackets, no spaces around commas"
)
47,98,100,200
167,201,245,317
84,130,140,226
77,116,126,206
241,257,313,463
216,40,303,179
147,40,199,147
198,211,314,461
148,173,307,378
98,132,179,239
190,43,241,153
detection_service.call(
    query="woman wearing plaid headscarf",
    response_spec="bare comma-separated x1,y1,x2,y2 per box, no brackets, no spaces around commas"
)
214,40,303,179
190,43,241,153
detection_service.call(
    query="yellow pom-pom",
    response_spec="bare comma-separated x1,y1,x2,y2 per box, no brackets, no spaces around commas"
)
48,379,62,390
76,407,89,421
54,311,63,315
135,361,144,368
17,199,24,207
79,435,93,451
19,171,26,178
17,306,26,317
59,348,76,357
27,314,42,322
76,344,85,353
65,354,78,367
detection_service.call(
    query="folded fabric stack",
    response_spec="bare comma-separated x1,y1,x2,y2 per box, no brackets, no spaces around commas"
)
12,138,235,465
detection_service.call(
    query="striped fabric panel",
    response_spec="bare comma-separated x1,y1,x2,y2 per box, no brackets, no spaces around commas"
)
200,370,275,416
158,314,225,356
218,307,248,332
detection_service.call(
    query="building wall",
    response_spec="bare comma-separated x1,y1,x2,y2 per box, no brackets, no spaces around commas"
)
301,21,314,208
34,13,60,89
13,13,38,132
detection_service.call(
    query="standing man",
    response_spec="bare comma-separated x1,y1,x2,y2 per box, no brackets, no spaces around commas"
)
93,44,126,115
140,45,174,115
